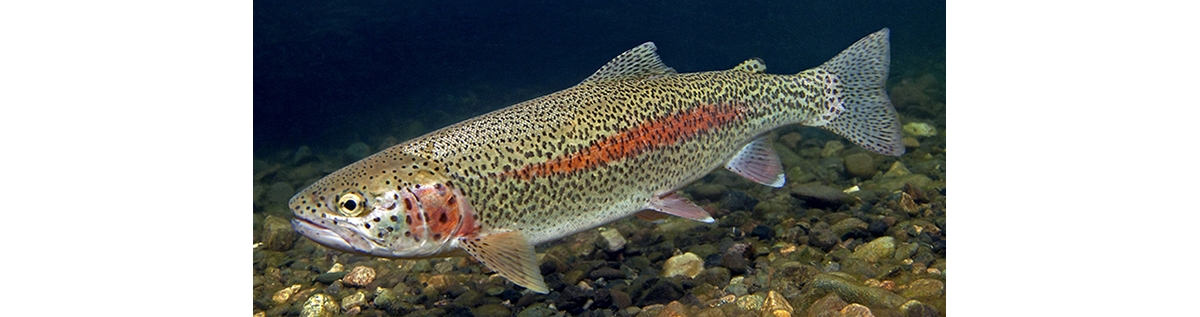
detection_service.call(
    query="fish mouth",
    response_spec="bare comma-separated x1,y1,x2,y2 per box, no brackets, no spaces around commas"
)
291,217,372,254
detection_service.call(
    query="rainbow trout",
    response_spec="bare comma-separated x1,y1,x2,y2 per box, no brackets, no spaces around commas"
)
290,29,903,293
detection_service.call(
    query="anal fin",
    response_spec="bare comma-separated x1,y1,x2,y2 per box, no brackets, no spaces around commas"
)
459,231,548,293
725,136,786,188
648,192,714,223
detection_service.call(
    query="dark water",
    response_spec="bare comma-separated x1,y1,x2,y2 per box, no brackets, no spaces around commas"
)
254,1,946,316
254,0,944,155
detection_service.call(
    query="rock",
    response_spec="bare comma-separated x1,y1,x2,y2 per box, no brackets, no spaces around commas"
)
719,190,759,212
340,291,366,311
554,285,590,313
691,183,728,201
902,137,920,148
852,237,896,263
639,279,685,306
342,266,376,287
611,289,633,309
373,287,415,315
292,146,312,164
299,294,338,317
791,184,855,208
867,220,889,237
749,225,775,240
821,141,846,157
260,215,296,251
780,132,803,149
899,300,941,317
266,182,295,206
598,228,627,252
839,303,875,317
590,266,626,280
662,252,704,278
346,142,372,160
657,301,690,317
516,303,556,317
808,222,840,251
806,293,847,317
883,162,910,178
694,267,731,288
453,289,483,307
843,153,877,179
314,271,347,284
762,290,795,316
735,294,765,311
902,122,937,138
806,273,907,309
900,279,945,299
874,174,933,192
724,276,749,296
830,218,869,239
271,284,302,304
473,303,511,317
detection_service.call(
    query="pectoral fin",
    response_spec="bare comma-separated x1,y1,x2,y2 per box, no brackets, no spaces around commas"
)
459,231,548,293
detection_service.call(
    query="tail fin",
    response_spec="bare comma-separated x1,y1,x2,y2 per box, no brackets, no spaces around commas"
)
816,28,905,156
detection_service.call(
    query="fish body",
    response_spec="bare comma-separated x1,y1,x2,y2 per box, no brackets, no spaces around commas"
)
290,29,903,293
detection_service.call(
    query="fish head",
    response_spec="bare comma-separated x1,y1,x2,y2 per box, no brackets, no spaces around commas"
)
288,151,480,258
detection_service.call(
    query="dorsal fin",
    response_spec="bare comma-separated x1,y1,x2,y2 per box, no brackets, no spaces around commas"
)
733,58,767,74
580,42,677,85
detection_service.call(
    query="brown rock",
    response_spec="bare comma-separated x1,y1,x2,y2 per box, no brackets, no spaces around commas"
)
843,153,877,179
342,266,376,287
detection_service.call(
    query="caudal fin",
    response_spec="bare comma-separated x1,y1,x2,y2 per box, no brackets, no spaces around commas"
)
816,28,905,156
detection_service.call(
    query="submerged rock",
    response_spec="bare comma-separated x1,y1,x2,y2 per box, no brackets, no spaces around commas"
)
662,252,704,278
598,228,627,252
342,266,376,287
852,236,896,263
805,273,907,309
346,142,372,160
260,215,296,251
844,153,877,179
299,294,338,317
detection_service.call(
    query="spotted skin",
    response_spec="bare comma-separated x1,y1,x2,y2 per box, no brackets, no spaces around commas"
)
289,29,903,292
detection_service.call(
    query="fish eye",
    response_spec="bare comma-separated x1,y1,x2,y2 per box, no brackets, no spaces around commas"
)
337,192,366,216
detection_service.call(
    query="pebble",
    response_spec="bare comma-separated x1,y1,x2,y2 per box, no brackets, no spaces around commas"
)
899,300,941,317
590,266,626,280
662,252,704,278
342,266,376,287
340,291,366,311
658,301,690,317
271,284,301,304
724,276,749,296
639,278,685,306
821,140,846,157
806,293,847,317
693,267,732,288
883,161,910,177
902,137,920,148
260,215,297,251
830,218,869,239
611,289,633,309
900,279,945,299
292,146,312,164
761,290,794,316
472,303,511,317
843,153,877,179
806,273,907,309
779,132,803,148
299,294,338,317
314,271,347,284
598,228,627,252
691,183,728,201
839,303,875,317
852,236,896,263
735,294,765,311
902,122,937,137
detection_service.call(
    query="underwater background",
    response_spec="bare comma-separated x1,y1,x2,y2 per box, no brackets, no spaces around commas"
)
254,0,946,316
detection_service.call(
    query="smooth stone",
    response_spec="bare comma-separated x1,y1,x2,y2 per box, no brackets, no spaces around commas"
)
762,290,795,315
808,222,840,251
639,279,685,306
883,162,910,178
694,267,732,288
874,174,933,192
852,237,896,263
830,218,869,239
590,267,626,280
472,303,511,317
899,300,941,317
902,122,937,137
598,228,627,252
839,303,875,317
807,273,908,309
452,289,483,307
821,140,846,158
314,271,347,284
780,132,803,148
554,285,589,313
724,277,749,296
662,252,704,278
260,215,297,251
902,137,920,148
516,303,556,317
900,279,945,299
611,289,633,309
843,153,877,179
806,293,847,317
299,294,338,317
292,146,312,164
